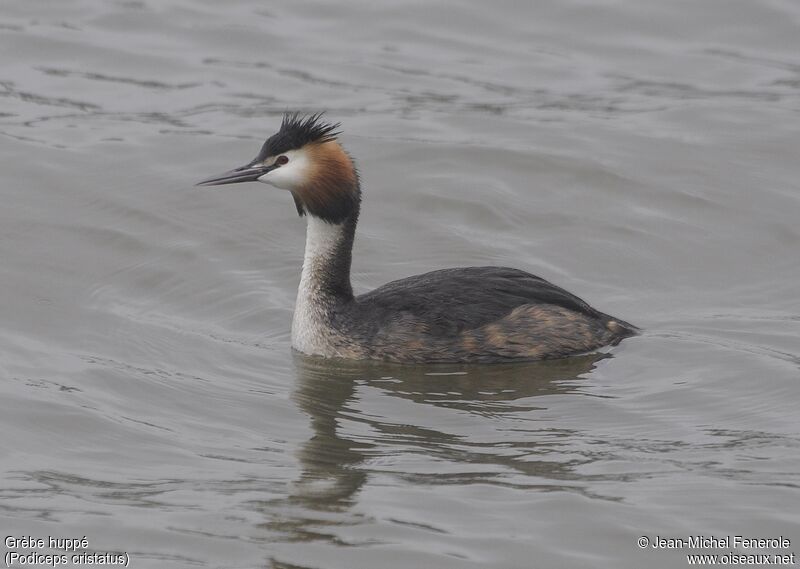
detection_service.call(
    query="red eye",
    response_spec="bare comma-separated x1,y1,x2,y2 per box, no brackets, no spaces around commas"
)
275,155,289,166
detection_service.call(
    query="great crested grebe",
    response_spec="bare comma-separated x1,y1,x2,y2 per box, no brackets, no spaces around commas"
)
198,113,637,363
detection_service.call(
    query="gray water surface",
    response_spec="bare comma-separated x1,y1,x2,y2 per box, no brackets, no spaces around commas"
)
1,1,799,568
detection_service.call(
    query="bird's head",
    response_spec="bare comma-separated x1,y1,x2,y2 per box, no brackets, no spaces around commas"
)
198,113,360,224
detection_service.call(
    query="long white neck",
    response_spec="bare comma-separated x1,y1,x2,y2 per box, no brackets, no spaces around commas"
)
291,216,355,355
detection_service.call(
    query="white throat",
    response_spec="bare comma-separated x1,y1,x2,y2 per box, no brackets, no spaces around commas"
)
291,216,346,356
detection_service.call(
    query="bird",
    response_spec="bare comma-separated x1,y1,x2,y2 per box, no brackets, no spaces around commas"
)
198,113,637,363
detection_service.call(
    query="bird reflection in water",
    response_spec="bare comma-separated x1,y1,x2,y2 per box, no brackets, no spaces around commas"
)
262,352,609,550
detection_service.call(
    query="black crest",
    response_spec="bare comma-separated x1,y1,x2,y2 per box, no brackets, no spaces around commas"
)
256,112,340,160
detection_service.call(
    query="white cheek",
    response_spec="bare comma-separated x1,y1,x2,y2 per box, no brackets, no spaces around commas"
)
258,149,309,190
